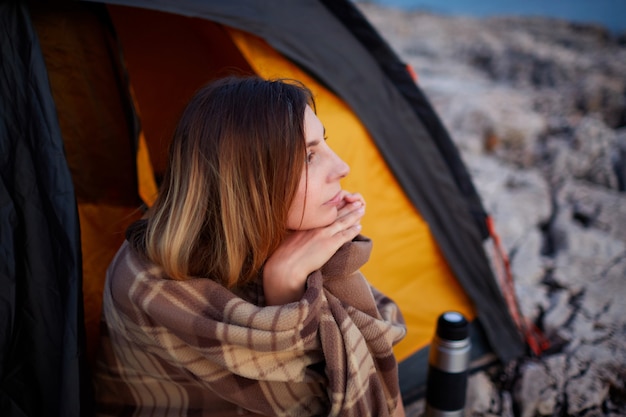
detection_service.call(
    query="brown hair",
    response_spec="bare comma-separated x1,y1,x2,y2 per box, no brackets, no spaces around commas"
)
128,76,314,287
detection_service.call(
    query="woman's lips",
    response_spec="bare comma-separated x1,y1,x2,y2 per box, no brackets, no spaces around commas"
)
324,190,343,206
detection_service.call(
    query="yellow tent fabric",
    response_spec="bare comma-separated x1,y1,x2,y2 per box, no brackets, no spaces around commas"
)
227,29,476,360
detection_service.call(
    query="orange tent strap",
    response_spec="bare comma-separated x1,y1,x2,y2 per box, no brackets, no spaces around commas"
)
406,64,418,83
486,215,550,356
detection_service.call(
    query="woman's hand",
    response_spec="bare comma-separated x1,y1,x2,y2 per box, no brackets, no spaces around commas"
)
263,193,365,305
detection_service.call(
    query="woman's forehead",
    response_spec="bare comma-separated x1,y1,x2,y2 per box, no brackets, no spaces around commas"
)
304,106,324,142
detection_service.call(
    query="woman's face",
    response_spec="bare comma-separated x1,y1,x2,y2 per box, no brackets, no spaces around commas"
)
286,106,350,230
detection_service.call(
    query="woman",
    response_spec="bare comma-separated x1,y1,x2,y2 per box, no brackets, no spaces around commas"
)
93,76,406,416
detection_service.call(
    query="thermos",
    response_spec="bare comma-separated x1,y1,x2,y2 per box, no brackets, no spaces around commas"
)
424,311,471,417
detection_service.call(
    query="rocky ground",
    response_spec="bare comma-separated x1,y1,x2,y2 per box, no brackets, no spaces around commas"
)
355,4,626,416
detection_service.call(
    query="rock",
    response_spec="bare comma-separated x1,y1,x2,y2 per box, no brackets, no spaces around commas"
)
466,155,551,250
355,3,626,416
507,177,626,416
551,179,626,253
359,3,626,130
576,74,626,129
615,128,626,190
516,354,566,417
466,369,515,417
546,117,620,190
445,86,548,166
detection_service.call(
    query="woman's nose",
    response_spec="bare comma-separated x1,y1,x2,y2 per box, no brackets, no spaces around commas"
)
335,154,350,179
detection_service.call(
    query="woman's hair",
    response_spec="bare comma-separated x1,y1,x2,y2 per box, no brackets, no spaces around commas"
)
128,76,314,287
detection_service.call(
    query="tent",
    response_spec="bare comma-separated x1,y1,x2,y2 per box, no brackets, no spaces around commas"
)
1,0,537,415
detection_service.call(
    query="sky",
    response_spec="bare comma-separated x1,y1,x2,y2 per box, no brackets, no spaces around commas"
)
357,0,626,34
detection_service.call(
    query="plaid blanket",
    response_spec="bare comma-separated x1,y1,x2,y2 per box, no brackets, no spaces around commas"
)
94,235,406,416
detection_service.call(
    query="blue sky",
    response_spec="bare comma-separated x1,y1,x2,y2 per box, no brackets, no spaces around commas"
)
359,0,626,33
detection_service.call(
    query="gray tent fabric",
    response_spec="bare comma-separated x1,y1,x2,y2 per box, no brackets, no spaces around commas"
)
0,1,90,416
84,0,525,362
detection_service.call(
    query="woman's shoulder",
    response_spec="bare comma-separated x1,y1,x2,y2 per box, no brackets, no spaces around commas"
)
106,238,163,290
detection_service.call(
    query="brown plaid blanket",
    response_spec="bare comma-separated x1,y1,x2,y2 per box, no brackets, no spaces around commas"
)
94,235,406,416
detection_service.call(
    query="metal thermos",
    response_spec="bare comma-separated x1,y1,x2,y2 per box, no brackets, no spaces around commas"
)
424,311,471,417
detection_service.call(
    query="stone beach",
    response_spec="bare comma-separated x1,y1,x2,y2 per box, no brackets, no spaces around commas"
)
355,3,626,416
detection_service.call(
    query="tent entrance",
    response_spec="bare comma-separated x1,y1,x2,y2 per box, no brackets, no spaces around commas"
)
107,4,255,183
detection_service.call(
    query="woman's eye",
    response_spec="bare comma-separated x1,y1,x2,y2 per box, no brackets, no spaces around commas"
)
306,152,314,164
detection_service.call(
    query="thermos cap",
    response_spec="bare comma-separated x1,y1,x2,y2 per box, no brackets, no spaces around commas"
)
436,311,469,341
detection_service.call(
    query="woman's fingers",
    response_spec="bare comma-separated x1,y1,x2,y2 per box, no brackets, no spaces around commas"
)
336,192,365,217
336,200,362,218
330,203,364,239
344,192,365,206
335,221,362,242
